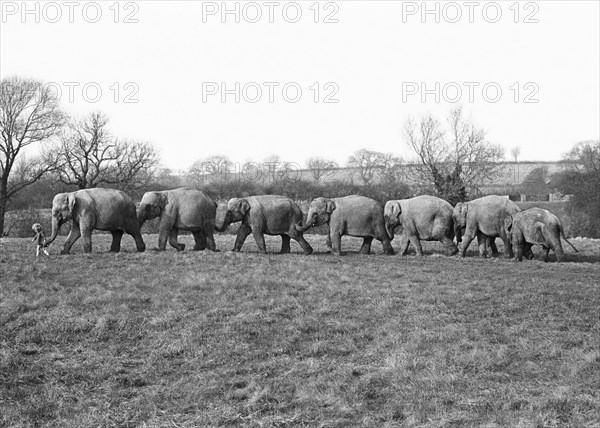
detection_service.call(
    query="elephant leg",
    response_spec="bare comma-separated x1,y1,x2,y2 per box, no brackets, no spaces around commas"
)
514,238,524,262
542,246,550,262
382,239,395,255
409,235,424,256
234,224,252,252
489,238,499,257
375,222,394,255
192,231,206,251
288,228,312,255
325,235,333,252
80,225,93,254
377,233,395,255
280,235,291,254
128,230,146,252
552,239,566,262
511,239,520,262
252,230,267,254
109,230,124,253
203,229,217,251
293,234,313,255
61,223,81,255
330,230,343,255
459,228,477,257
524,243,534,260
440,236,458,256
499,236,513,259
400,236,411,256
125,218,146,252
157,223,170,251
476,233,488,258
169,229,185,251
359,237,372,255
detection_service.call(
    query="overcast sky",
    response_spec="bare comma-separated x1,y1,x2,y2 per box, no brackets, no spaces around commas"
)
1,0,598,171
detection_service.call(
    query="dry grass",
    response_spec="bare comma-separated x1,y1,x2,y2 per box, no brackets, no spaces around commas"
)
1,234,599,427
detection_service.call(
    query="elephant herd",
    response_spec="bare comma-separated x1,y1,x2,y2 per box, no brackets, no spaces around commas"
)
44,187,578,263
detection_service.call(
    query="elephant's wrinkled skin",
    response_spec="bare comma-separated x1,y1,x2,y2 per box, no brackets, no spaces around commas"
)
297,195,394,255
138,187,218,251
505,207,578,262
217,195,313,254
453,195,521,258
385,195,458,256
45,188,146,254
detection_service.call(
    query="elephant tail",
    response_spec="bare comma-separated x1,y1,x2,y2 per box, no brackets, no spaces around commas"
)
560,226,579,253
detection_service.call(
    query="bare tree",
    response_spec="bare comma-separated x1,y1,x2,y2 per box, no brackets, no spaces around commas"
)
405,107,504,204
563,140,600,177
261,155,300,182
0,77,64,235
347,149,386,185
187,155,233,185
262,155,282,182
154,167,183,190
306,157,338,182
46,112,158,191
377,153,410,198
379,153,405,184
511,146,521,163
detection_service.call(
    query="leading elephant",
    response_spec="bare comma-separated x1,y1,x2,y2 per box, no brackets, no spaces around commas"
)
137,187,218,251
504,207,578,262
296,195,394,255
384,195,457,256
45,188,146,254
453,195,521,258
216,195,313,254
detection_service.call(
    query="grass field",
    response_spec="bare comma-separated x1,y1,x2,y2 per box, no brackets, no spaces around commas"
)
1,234,599,427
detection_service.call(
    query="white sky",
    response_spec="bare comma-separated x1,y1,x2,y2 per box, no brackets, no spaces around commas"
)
1,0,599,171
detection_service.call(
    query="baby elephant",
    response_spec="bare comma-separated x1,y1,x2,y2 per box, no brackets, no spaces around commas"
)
504,207,578,262
296,195,394,255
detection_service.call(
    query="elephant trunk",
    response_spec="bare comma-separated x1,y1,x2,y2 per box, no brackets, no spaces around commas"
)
454,222,463,244
45,216,61,246
295,220,314,232
137,210,148,229
385,221,395,240
215,212,232,233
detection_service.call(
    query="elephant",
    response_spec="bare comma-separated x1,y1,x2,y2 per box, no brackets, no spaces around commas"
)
216,195,313,254
504,207,578,262
137,187,218,251
296,195,394,255
384,195,458,256
453,195,521,258
45,188,146,254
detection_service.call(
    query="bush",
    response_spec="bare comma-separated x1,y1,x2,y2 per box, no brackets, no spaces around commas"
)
554,171,600,238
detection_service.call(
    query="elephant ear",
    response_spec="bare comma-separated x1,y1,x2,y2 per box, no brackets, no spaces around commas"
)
325,200,336,214
67,193,77,213
393,201,402,218
455,202,468,221
158,193,168,209
238,199,251,216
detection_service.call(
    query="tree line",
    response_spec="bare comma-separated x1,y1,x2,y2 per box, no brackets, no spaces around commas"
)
2,76,599,237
